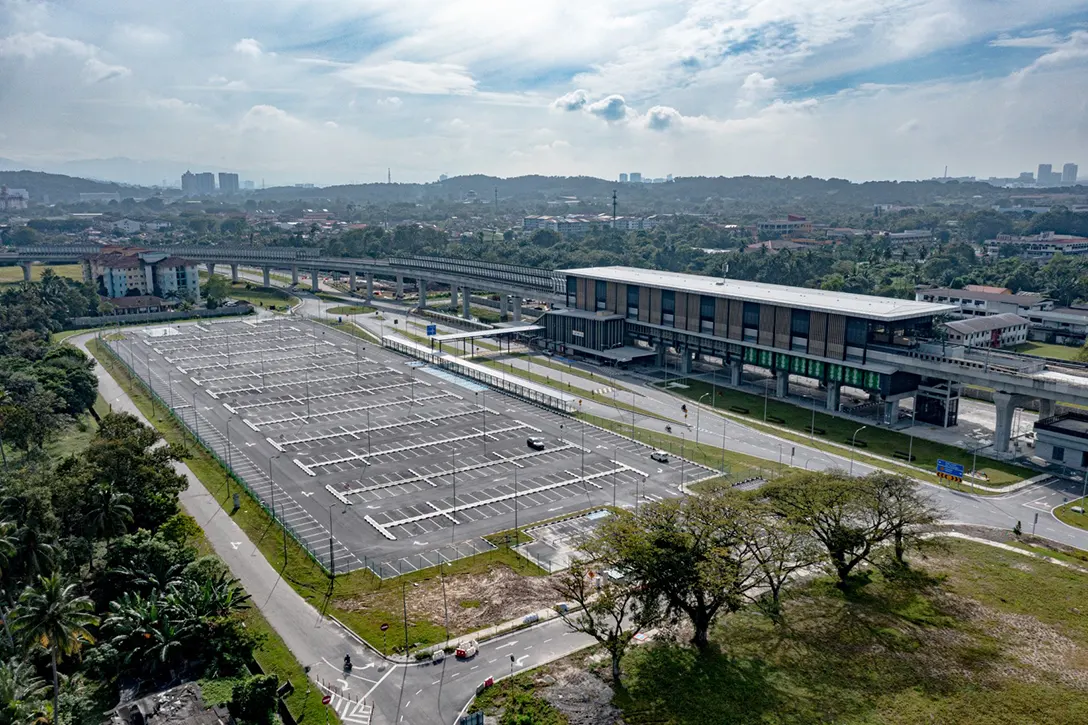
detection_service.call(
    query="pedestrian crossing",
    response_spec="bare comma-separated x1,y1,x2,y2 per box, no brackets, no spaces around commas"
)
322,688,373,724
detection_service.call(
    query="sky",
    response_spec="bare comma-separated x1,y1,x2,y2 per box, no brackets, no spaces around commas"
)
1,0,1087,186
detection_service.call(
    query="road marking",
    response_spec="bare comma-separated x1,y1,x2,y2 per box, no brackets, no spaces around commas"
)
431,681,439,686
524,645,534,650
495,641,518,650
451,672,461,678
416,688,423,695
543,638,552,643
362,663,396,699
301,491,315,497
231,542,241,549
471,665,479,670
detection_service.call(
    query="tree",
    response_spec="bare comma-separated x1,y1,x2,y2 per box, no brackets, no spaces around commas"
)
745,506,820,621
764,470,891,589
82,484,133,557
552,558,654,685
0,657,49,725
229,675,278,725
13,574,99,724
594,491,762,651
201,275,231,309
866,472,942,567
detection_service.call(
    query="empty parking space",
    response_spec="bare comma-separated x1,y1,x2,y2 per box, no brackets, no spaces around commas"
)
105,317,715,578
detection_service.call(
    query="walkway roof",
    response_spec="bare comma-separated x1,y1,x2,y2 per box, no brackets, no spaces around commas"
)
561,266,958,322
433,325,542,342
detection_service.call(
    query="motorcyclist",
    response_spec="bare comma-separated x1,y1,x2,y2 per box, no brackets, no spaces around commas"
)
344,654,353,671
665,425,672,433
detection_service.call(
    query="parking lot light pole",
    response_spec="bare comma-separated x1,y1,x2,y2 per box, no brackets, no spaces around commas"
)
327,503,336,582
907,409,917,463
451,446,457,544
366,406,372,456
167,370,174,411
513,464,519,545
696,393,709,446
849,425,867,476
612,449,617,508
192,390,200,441
680,431,686,489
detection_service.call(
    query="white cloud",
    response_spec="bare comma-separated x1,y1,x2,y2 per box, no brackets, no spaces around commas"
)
324,120,339,128
551,89,589,111
990,31,1062,48
0,31,93,59
234,38,263,57
150,97,199,111
644,105,682,131
377,96,403,108
736,72,779,108
116,24,169,47
338,60,476,95
586,94,629,122
1013,30,1088,78
239,104,300,131
83,57,130,83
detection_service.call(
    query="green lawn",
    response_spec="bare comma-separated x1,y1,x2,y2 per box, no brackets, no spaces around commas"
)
1011,341,1083,361
616,538,1088,725
0,263,84,285
327,304,376,315
87,338,548,656
661,378,1033,488
224,282,298,310
1055,498,1088,531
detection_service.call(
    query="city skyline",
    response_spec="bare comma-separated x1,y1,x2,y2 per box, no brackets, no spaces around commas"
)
1,2,1087,186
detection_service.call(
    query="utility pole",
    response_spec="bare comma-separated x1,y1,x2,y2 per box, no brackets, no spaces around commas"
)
611,189,617,228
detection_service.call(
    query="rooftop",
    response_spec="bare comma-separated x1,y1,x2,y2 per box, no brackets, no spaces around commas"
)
920,287,1047,305
944,313,1028,334
1035,411,1088,440
561,266,957,322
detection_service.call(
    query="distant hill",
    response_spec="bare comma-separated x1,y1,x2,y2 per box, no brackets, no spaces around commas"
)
0,170,159,204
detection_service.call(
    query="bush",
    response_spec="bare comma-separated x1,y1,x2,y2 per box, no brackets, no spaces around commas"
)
229,674,278,725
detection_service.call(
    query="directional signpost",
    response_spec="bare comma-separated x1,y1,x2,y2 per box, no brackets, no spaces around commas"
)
936,458,964,484
426,324,437,336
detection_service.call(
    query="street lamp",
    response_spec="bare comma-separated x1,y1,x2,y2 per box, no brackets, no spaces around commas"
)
269,453,286,564
906,408,917,464
696,393,709,447
849,425,867,476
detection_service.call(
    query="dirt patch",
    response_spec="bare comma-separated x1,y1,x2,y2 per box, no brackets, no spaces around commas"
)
406,567,561,634
540,662,624,725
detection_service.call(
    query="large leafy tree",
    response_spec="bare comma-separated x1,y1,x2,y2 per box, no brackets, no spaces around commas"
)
0,657,49,725
13,574,99,725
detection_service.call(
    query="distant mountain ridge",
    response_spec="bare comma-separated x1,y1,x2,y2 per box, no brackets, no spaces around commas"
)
0,170,159,203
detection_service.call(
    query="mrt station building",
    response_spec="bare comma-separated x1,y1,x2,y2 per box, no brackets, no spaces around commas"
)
539,267,960,425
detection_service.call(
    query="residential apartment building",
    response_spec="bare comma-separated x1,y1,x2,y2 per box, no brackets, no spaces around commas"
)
522,215,666,235
984,231,1088,259
85,249,200,301
914,287,1051,317
756,215,813,238
942,313,1029,348
218,173,240,194
0,186,29,211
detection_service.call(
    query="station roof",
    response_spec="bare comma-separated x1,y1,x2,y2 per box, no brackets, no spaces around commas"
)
433,324,542,342
561,266,959,322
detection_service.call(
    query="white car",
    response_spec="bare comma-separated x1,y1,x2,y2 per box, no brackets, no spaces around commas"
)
650,450,669,463
455,640,478,659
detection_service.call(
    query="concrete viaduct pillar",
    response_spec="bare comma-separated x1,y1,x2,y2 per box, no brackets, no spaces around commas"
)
366,273,374,301
20,262,31,282
291,265,299,285
826,383,841,412
511,295,522,322
678,348,692,375
993,392,1031,454
396,275,404,298
262,267,271,287
231,263,239,283
349,270,357,292
729,359,742,386
416,279,428,309
450,285,458,309
883,398,900,425
206,262,216,277
311,269,319,293
1038,398,1056,420
775,370,789,398
499,294,508,319
462,288,471,319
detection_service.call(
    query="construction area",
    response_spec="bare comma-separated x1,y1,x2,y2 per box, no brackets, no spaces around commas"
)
102,317,713,577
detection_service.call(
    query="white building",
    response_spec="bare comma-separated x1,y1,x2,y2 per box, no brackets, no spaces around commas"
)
915,286,1050,317
86,250,200,301
0,186,29,211
984,231,1088,259
112,219,143,234
942,313,1030,348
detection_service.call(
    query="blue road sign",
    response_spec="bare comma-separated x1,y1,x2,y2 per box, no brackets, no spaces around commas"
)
936,459,964,478
426,324,437,336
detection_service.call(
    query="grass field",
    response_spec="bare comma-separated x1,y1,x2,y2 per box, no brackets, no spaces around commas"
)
615,538,1088,725
327,304,376,315
225,282,298,310
88,338,552,656
0,263,84,285
1055,498,1088,531
1011,341,1083,361
661,377,1033,487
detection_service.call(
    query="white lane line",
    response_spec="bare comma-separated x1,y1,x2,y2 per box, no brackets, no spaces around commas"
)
362,665,396,699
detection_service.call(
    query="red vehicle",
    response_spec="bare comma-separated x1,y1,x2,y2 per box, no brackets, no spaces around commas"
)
455,640,479,658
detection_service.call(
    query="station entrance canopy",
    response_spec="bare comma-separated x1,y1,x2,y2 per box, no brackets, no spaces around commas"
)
432,325,542,343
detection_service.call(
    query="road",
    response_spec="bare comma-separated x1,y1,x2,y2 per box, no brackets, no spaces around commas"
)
88,283,1088,725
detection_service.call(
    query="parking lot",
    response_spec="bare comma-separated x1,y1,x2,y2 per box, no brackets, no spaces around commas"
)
106,317,714,577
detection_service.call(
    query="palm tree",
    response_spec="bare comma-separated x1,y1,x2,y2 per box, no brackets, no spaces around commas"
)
0,657,49,725
12,575,99,724
82,485,133,559
105,592,189,676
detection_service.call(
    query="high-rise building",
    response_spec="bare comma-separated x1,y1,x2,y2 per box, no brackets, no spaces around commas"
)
629,172,642,183
666,174,673,182
181,170,195,194
1018,172,1034,182
619,173,628,183
243,180,255,190
1038,164,1052,185
196,173,215,194
218,172,240,194
1063,163,1079,184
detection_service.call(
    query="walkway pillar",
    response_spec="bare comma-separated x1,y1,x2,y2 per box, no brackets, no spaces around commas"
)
262,266,271,287
511,296,522,322
366,273,374,301
396,275,404,298
1038,398,1056,419
311,269,319,293
20,262,31,282
729,360,742,386
775,370,789,397
291,265,298,285
655,345,666,368
883,398,900,425
826,383,841,412
231,263,239,283
349,270,357,292
206,262,216,276
993,392,1016,454
462,289,471,319
678,348,692,375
